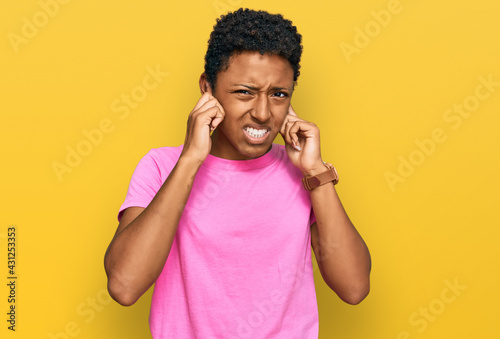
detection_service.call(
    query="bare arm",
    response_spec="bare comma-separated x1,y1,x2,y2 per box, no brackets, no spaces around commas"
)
104,156,201,306
310,182,371,305
281,105,371,305
104,91,225,306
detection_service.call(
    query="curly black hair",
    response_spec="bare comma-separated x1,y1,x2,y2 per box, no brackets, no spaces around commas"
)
204,8,303,90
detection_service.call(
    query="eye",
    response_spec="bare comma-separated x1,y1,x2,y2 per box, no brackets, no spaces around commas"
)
234,90,251,95
273,92,288,98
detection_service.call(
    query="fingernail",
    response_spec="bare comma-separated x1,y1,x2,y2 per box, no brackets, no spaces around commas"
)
294,144,301,151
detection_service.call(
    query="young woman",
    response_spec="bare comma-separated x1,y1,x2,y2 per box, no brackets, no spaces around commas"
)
104,8,371,339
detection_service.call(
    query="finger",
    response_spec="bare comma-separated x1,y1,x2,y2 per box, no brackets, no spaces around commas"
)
210,109,225,130
195,97,223,116
280,105,302,130
202,97,225,130
280,111,303,136
280,115,289,136
205,98,225,125
195,104,225,131
202,105,224,122
192,91,214,112
289,121,304,151
280,116,289,136
283,120,293,144
211,100,225,117
288,120,302,146
280,113,299,136
288,105,298,117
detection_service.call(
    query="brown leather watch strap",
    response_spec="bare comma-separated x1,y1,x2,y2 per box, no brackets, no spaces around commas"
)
302,162,339,191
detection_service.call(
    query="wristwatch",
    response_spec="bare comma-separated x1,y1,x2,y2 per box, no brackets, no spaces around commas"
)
302,162,339,191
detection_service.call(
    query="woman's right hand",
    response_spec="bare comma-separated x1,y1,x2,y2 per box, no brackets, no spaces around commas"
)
180,89,225,163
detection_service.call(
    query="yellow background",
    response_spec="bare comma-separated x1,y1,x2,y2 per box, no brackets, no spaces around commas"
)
2,0,499,338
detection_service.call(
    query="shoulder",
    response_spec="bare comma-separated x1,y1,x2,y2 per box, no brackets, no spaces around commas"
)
146,144,183,162
135,145,184,181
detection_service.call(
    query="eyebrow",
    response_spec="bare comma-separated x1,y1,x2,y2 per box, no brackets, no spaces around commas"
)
233,84,291,91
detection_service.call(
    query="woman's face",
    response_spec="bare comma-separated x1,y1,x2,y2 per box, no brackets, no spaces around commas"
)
206,51,295,160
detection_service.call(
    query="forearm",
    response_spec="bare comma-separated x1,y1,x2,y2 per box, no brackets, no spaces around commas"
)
279,107,370,303
104,155,202,305
310,181,371,304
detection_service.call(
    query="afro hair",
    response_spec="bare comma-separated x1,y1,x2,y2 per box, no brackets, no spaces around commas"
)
204,8,303,90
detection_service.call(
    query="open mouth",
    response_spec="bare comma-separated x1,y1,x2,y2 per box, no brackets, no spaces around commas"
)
243,126,270,143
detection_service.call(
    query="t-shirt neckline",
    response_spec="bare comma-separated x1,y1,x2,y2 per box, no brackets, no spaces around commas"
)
202,143,281,171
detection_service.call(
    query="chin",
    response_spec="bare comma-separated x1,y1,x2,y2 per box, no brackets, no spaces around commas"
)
239,143,272,159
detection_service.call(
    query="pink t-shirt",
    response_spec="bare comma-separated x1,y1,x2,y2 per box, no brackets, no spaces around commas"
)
118,143,318,338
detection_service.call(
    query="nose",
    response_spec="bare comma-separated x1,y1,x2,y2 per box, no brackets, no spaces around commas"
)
250,95,271,122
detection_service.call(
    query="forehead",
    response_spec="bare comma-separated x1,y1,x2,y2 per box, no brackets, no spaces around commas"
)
218,51,294,88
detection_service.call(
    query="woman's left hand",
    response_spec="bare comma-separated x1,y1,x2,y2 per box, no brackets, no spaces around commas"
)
280,106,325,176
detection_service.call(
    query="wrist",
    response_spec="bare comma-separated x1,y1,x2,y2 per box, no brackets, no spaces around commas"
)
301,162,339,191
178,151,205,171
301,161,327,177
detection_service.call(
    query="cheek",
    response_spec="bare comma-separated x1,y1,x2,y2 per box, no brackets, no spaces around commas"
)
219,101,247,124
273,106,289,125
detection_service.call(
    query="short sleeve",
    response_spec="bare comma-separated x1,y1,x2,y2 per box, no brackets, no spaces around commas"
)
117,149,163,222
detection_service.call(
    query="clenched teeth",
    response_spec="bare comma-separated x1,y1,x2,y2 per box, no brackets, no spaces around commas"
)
244,127,268,138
